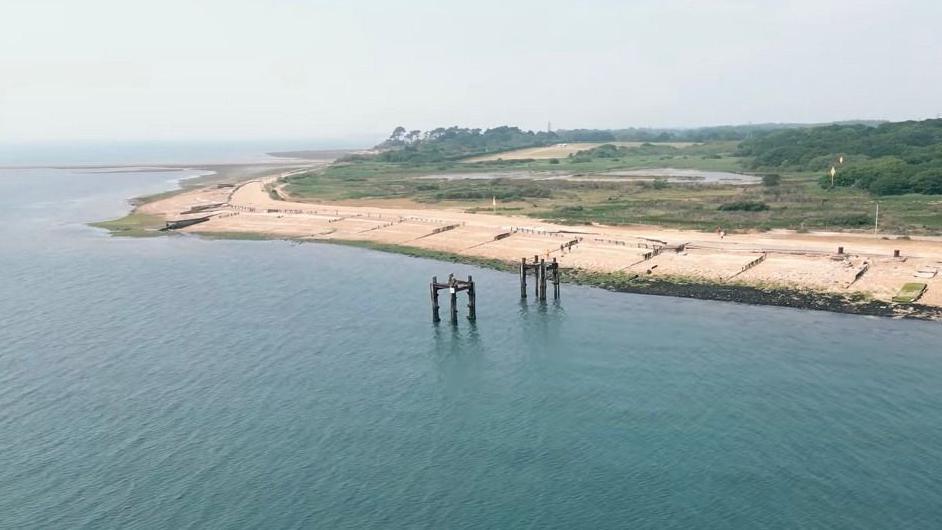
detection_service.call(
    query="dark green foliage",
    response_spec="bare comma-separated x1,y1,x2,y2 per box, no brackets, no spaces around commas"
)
554,129,616,142
718,201,770,212
568,142,680,163
761,174,781,186
651,180,670,190
432,179,552,201
374,125,558,163
823,213,872,227
604,122,883,143
739,119,942,195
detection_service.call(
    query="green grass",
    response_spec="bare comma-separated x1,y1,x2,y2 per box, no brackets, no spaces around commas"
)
893,283,928,303
278,142,942,235
90,212,166,237
284,142,745,201
529,174,921,231
196,231,285,241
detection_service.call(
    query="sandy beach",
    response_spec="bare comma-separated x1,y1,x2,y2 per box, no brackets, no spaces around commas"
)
132,167,942,310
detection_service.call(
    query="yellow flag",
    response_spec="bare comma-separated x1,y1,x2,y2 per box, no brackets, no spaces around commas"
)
830,167,836,178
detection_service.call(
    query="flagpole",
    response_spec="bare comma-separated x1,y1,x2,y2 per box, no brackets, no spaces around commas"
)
874,202,879,235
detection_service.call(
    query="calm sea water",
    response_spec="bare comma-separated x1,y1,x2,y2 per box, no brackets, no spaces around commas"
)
1,165,941,529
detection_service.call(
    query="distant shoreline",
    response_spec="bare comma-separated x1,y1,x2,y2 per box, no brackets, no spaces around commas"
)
92,165,942,321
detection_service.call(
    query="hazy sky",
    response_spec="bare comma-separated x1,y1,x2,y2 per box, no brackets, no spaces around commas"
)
1,0,940,144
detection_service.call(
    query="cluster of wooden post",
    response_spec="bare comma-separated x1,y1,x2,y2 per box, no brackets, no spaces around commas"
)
520,255,560,301
430,274,476,324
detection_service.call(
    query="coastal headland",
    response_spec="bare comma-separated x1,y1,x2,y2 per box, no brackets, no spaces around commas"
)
98,160,942,320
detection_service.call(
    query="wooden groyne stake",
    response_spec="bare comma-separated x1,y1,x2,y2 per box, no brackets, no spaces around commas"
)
532,255,540,300
467,275,476,320
520,258,528,298
160,215,212,231
449,274,458,323
519,256,560,301
551,257,560,298
430,274,476,324
431,276,441,323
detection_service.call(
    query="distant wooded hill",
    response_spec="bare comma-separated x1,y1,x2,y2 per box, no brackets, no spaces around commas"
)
370,122,887,164
367,120,942,196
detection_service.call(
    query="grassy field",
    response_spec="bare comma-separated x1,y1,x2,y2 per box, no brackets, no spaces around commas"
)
282,142,942,234
537,176,942,232
90,212,166,237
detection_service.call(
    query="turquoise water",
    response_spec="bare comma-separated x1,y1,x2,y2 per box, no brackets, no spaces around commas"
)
1,166,941,528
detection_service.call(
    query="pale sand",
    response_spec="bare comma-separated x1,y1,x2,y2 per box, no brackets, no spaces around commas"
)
462,142,697,162
138,170,942,307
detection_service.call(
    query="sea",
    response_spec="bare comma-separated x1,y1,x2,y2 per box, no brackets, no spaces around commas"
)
1,145,941,529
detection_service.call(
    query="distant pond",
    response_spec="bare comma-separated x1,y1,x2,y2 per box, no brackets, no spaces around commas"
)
416,168,760,185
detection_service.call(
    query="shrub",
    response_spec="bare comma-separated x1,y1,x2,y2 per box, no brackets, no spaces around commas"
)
717,201,770,212
761,174,781,186
824,213,871,227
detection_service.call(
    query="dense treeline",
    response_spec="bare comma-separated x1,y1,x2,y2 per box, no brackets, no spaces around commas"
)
372,126,557,163
611,124,791,142
567,142,678,162
737,119,942,195
607,121,883,143
368,122,886,165
367,123,746,164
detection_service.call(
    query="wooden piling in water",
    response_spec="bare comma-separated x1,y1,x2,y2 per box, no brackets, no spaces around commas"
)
520,258,527,298
431,276,440,323
519,255,560,300
448,274,458,324
467,275,476,321
431,274,476,323
530,256,540,300
552,257,560,298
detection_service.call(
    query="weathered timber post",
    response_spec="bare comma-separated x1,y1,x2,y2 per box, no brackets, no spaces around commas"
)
431,274,476,323
894,249,901,258
431,276,440,323
539,259,547,301
448,274,458,324
520,258,527,298
530,256,540,300
467,275,476,321
552,257,560,299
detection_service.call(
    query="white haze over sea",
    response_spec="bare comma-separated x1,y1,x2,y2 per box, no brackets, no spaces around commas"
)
2,0,940,144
